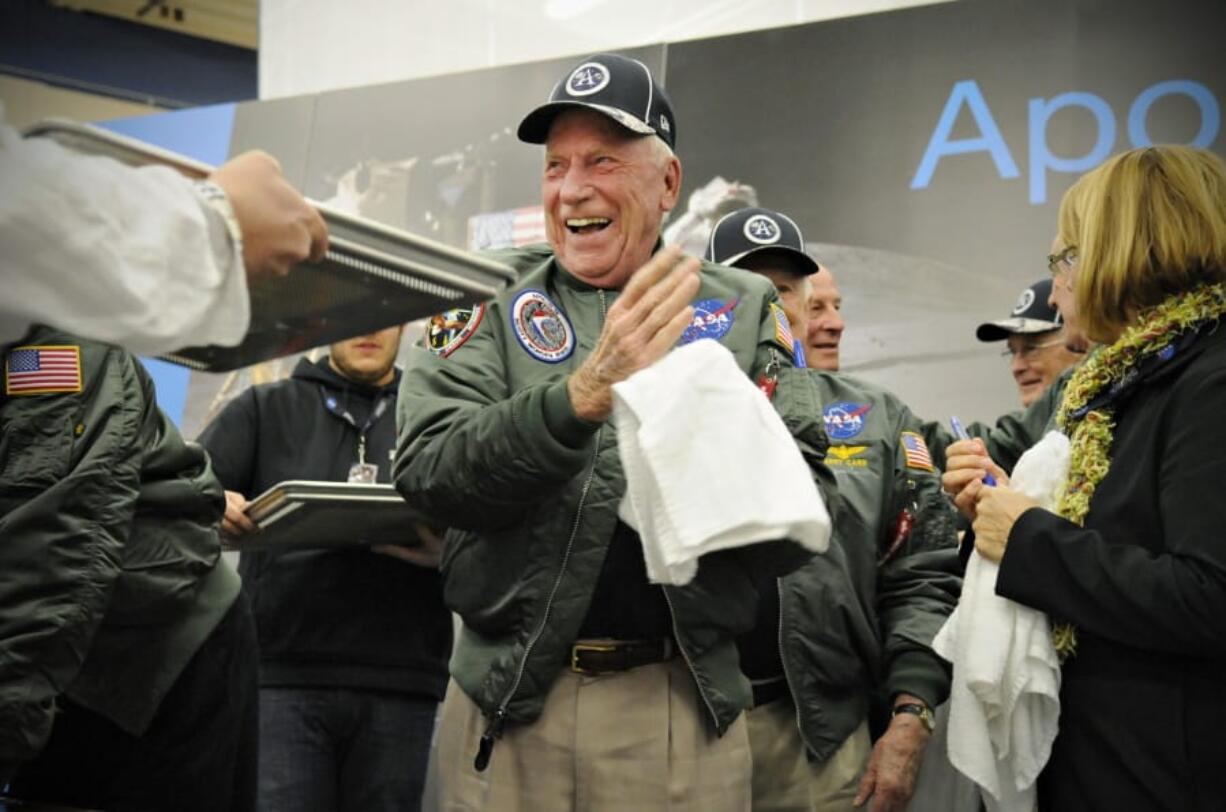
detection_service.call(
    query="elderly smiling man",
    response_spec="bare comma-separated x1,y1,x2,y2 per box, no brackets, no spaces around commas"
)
393,54,838,811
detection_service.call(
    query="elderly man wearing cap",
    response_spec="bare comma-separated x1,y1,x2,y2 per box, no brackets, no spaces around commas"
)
975,279,1083,407
705,207,960,812
393,55,836,811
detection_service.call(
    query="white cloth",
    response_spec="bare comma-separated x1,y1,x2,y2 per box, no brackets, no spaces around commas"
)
0,105,249,355
612,339,830,586
932,430,1070,812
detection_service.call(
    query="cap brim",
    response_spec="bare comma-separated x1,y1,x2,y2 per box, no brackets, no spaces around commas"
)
725,245,820,276
975,318,1062,342
518,101,656,144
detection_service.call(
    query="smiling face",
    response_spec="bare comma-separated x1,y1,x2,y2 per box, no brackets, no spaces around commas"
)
805,266,845,371
1005,329,1082,407
542,109,681,289
328,325,404,387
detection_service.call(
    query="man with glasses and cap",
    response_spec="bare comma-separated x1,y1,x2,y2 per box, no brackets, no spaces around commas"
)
974,279,1083,408
393,55,837,811
922,251,1092,477
706,207,961,812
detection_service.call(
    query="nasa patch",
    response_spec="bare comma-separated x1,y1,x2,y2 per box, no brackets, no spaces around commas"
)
510,290,575,363
566,62,610,96
823,401,873,441
425,304,486,358
679,298,738,345
743,214,782,245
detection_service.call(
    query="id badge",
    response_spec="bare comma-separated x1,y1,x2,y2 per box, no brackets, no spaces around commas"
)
347,462,379,484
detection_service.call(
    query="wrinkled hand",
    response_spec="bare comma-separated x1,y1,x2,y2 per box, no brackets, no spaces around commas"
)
855,703,931,811
972,486,1040,563
941,438,1009,522
209,150,328,283
220,489,257,540
372,523,445,568
567,246,701,421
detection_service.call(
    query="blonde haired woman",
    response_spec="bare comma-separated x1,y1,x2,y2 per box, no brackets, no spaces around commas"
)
945,145,1226,811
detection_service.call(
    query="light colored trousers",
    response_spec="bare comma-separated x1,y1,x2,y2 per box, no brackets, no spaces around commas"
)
745,696,871,812
435,657,752,811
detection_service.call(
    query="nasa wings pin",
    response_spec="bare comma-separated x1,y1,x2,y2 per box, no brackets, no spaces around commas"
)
510,290,575,363
425,304,486,358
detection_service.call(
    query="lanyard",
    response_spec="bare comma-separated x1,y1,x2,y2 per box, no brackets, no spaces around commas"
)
319,385,393,465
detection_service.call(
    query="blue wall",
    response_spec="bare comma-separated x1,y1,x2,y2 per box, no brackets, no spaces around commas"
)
98,105,237,427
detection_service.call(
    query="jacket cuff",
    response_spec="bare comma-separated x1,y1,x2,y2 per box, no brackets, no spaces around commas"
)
885,649,951,710
541,380,602,449
995,506,1063,606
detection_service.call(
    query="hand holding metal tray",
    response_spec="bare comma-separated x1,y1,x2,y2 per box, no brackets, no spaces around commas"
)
228,481,431,551
23,119,517,372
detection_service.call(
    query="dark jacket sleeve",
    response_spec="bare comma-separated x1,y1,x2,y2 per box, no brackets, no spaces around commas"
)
393,310,600,532
0,338,143,764
728,292,840,581
877,401,961,708
997,364,1226,655
197,387,259,496
921,366,1069,473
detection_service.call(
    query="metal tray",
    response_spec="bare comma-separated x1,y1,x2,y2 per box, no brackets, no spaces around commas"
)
24,119,516,371
232,480,427,550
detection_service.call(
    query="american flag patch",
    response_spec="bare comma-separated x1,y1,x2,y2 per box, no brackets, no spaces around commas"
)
901,432,934,472
770,303,794,353
5,345,83,396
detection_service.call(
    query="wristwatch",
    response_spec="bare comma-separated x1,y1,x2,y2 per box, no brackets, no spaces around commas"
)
892,702,936,733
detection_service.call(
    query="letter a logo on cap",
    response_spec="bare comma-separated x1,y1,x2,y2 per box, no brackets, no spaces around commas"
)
1012,288,1035,315
743,214,782,245
566,62,610,96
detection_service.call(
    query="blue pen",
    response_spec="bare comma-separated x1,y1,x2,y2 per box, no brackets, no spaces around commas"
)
950,415,996,486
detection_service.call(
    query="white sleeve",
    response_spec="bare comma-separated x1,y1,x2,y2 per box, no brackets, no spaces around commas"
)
0,117,250,355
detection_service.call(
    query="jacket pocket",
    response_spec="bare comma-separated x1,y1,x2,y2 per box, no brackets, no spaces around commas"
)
0,413,74,488
441,526,533,636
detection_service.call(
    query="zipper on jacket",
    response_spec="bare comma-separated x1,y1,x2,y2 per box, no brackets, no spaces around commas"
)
474,289,609,772
776,577,820,756
661,587,722,730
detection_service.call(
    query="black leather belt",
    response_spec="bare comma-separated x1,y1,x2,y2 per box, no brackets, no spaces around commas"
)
751,677,789,707
570,638,674,675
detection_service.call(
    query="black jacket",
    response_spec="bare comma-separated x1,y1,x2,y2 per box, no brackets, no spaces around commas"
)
1,326,240,767
198,356,451,699
998,320,1226,811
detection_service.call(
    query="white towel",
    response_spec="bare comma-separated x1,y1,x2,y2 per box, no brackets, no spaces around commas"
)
612,339,830,586
932,430,1069,812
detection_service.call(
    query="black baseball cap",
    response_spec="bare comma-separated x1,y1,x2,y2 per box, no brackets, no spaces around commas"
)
976,279,1064,341
704,207,821,275
517,53,677,150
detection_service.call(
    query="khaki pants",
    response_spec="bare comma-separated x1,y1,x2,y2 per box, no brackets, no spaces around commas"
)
745,696,870,812
436,658,752,812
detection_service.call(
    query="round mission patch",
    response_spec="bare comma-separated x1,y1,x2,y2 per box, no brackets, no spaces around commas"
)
425,304,486,358
510,290,575,363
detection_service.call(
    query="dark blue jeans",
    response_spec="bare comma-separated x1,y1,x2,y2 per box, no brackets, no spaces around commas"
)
258,687,437,812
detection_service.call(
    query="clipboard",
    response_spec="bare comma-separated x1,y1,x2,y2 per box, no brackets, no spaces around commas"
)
23,119,517,372
230,480,428,550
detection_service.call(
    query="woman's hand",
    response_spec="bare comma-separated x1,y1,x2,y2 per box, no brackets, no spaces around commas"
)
941,438,1009,522
972,486,1040,563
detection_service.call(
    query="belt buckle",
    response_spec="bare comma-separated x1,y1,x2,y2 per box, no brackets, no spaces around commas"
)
571,641,618,675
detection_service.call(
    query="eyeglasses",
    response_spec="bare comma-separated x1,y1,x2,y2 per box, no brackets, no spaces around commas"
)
1001,337,1066,360
1046,246,1078,277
